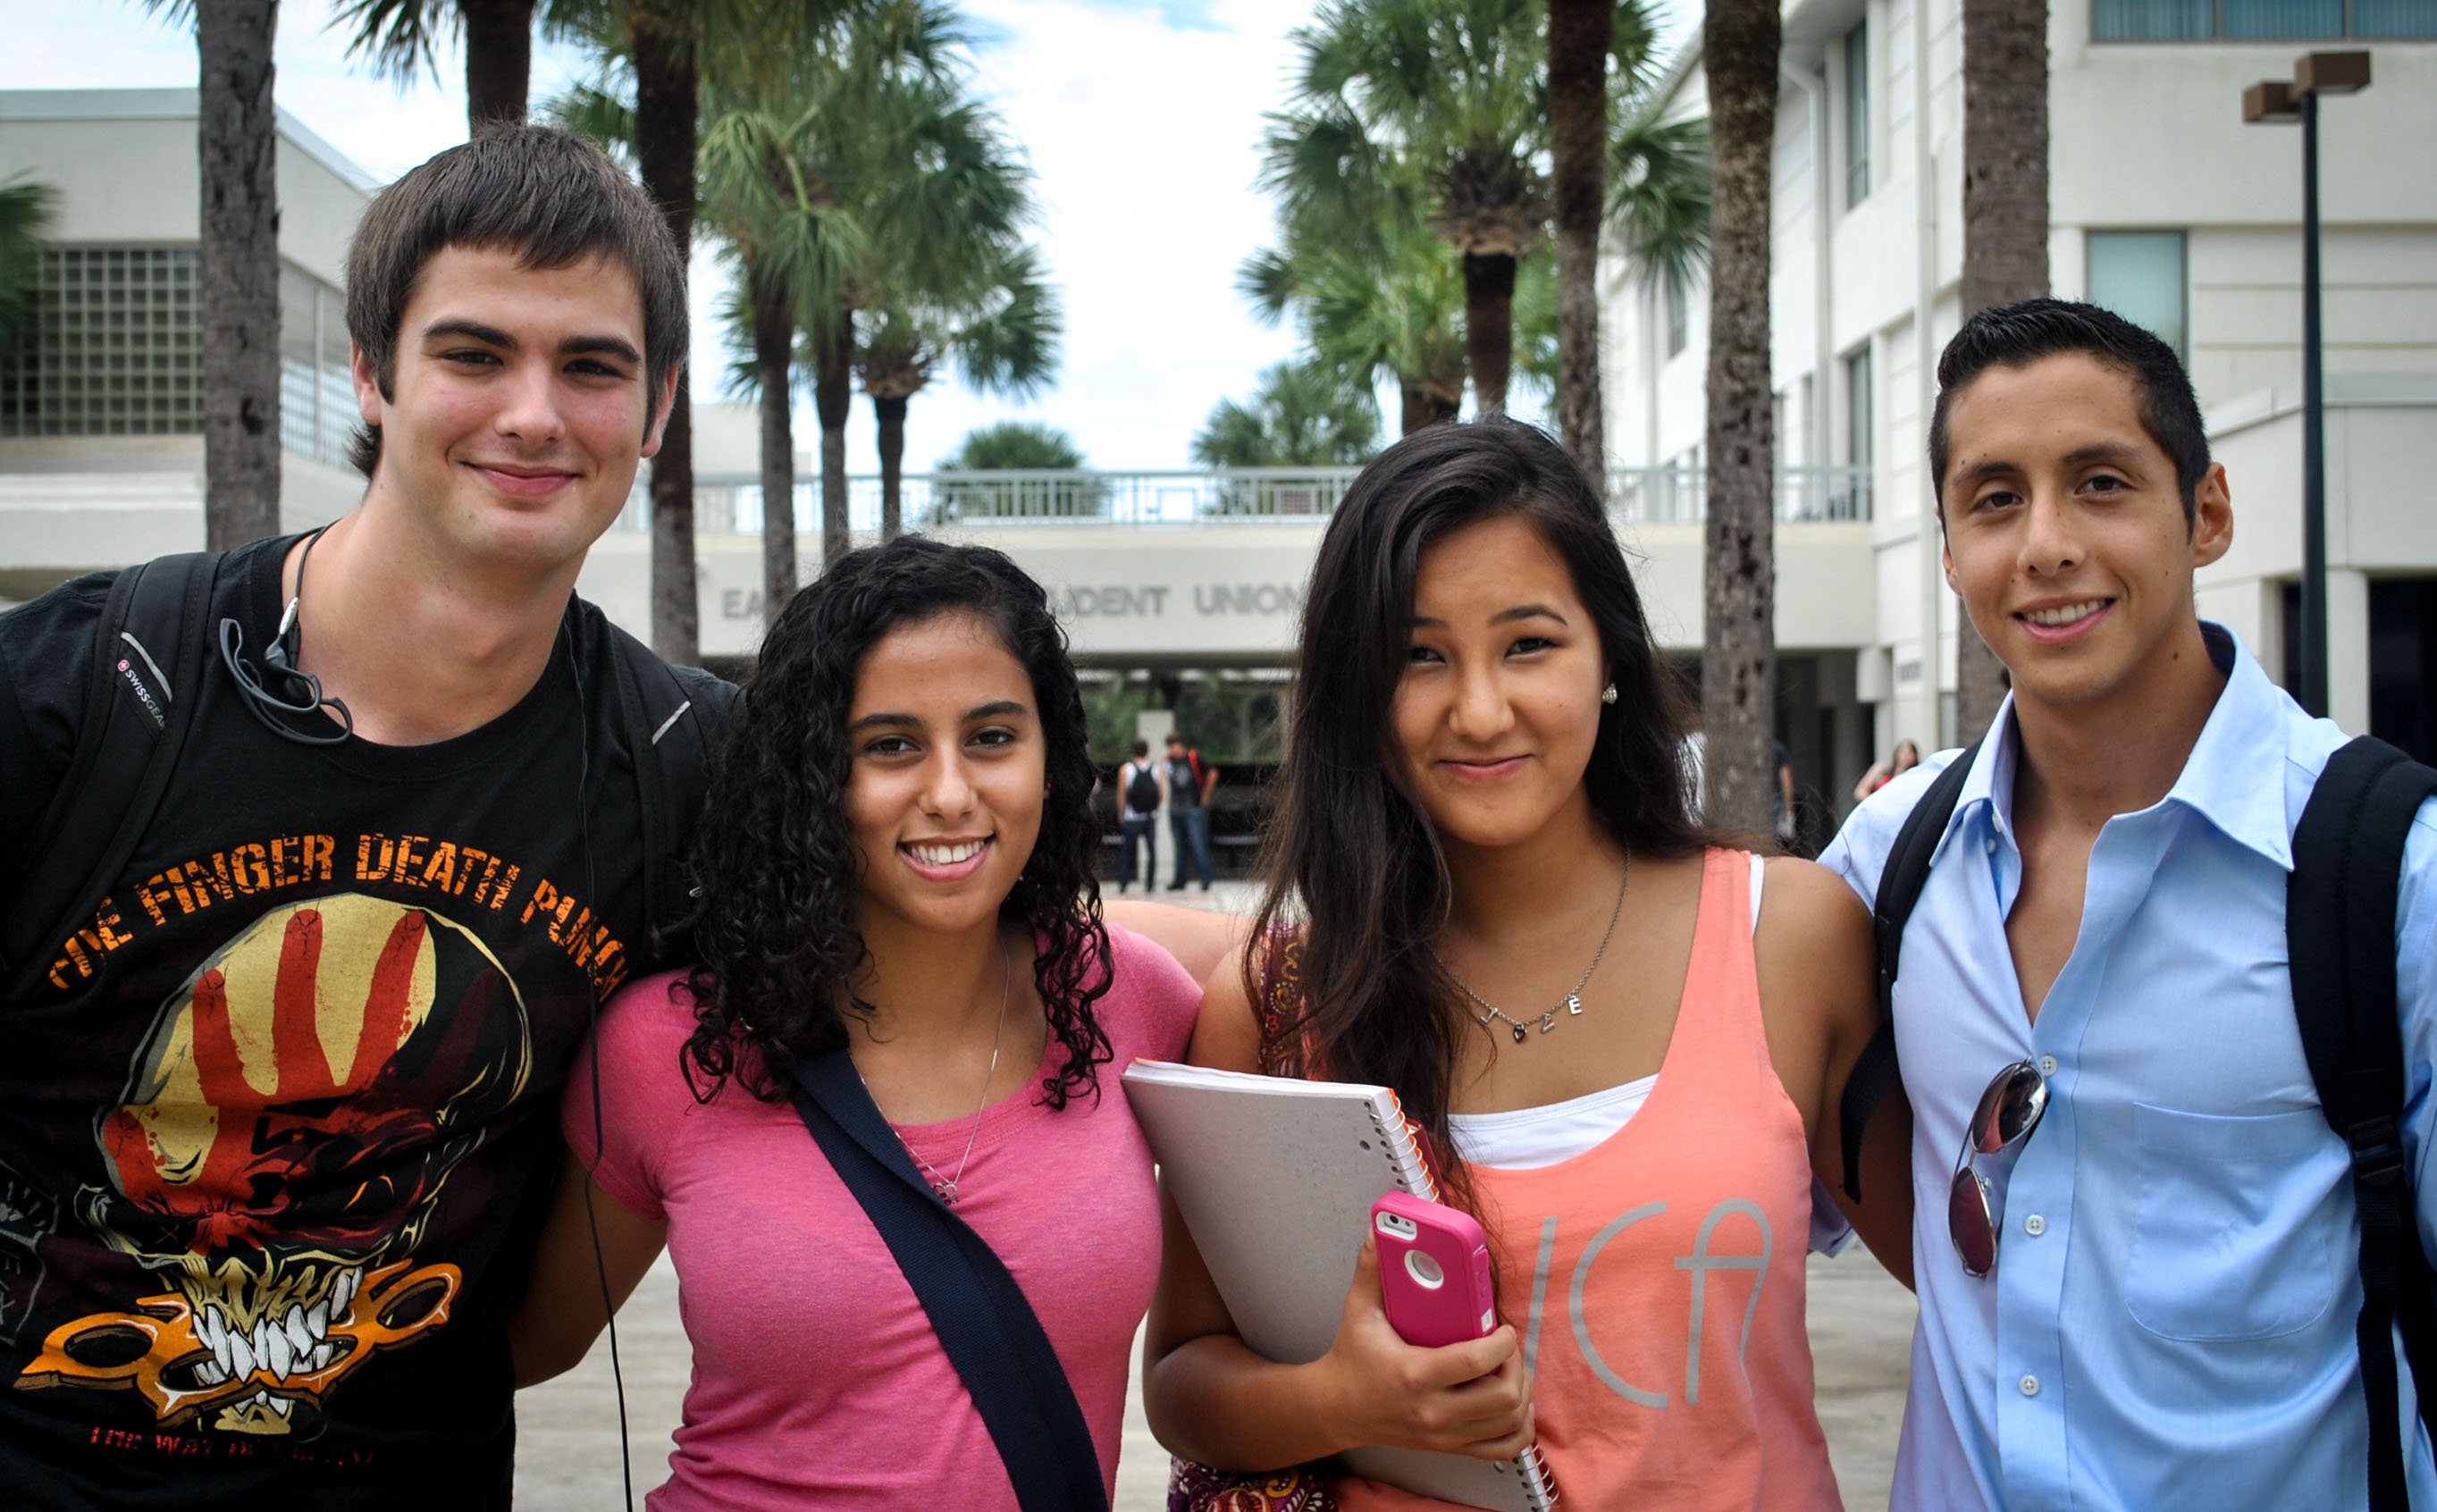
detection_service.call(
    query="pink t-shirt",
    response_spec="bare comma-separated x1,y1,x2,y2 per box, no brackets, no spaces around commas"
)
562,925,1199,1510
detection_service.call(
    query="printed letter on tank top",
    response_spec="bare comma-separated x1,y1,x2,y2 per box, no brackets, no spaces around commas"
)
1336,848,1843,1512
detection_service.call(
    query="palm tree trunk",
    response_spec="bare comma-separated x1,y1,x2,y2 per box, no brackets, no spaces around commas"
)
1955,0,2050,742
752,281,794,632
1548,0,1613,496
1460,252,1516,416
814,332,853,567
1399,382,1461,434
1700,0,1782,836
875,394,909,540
196,0,282,550
461,0,534,136
631,2,697,663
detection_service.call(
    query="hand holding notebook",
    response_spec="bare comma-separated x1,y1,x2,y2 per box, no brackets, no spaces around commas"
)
1122,1059,1559,1512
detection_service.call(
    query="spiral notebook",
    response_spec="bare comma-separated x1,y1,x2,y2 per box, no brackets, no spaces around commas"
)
1121,1059,1558,1512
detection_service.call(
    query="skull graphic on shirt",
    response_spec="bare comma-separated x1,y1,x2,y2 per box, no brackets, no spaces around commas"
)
15,894,531,1435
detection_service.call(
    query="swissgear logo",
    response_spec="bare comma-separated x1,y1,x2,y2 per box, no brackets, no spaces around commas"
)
117,658,167,730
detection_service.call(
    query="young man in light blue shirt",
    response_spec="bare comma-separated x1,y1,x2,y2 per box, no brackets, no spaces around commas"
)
1822,299,2437,1512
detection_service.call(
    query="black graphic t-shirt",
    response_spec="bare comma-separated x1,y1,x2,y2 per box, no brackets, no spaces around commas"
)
0,537,673,1508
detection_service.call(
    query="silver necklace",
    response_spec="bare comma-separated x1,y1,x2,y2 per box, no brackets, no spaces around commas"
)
904,939,1013,1207
1430,852,1632,1044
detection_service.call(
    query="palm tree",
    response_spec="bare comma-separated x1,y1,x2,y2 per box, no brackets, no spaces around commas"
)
1547,0,1615,489
858,240,1061,539
1283,0,1549,416
798,59,1031,564
1192,359,1382,469
1699,0,1782,835
1240,207,1467,436
0,179,56,363
173,0,283,550
329,0,538,133
1955,0,2050,740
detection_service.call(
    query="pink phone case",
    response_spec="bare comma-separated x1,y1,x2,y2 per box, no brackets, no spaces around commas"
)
1371,1191,1497,1348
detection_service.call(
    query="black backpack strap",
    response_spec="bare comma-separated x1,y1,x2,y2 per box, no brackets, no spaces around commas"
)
2290,735,2437,1512
1839,740,1982,1203
2,553,219,995
790,1051,1109,1512
600,622,736,950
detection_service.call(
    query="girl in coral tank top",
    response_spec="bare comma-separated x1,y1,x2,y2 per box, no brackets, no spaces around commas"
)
1141,419,1914,1512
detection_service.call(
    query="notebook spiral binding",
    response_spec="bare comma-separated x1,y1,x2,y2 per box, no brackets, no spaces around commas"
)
1371,1097,1560,1511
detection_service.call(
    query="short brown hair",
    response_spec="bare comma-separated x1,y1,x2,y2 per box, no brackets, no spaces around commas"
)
343,126,686,477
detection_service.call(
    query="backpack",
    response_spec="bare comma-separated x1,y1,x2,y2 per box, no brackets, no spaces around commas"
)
0,551,737,998
1838,735,2437,1512
1124,760,1160,813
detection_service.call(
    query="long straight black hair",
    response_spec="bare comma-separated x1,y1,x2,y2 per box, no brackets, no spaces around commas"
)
1250,417,1705,1219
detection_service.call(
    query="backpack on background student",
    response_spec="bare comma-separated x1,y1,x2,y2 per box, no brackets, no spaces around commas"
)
1125,760,1162,814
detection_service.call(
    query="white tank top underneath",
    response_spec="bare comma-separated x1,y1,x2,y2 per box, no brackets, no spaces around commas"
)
1449,853,1766,1171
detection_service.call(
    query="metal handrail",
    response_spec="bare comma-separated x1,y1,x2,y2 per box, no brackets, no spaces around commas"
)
609,463,1873,533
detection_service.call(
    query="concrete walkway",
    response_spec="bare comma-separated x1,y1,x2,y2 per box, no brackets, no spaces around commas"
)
512,879,1918,1509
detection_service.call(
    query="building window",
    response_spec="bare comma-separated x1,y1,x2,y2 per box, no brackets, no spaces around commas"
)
1666,279,1689,358
0,247,200,437
279,265,355,472
2095,0,2429,38
1845,22,1871,206
1846,348,1873,469
2088,230,2188,359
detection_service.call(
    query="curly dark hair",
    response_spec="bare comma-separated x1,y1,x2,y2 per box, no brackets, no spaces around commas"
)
681,535,1113,1109
1252,416,1706,1229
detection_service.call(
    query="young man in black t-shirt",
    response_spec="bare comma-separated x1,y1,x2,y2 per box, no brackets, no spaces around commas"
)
0,129,720,1508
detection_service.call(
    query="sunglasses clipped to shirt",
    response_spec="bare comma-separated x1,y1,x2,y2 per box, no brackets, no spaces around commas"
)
1950,1060,2049,1277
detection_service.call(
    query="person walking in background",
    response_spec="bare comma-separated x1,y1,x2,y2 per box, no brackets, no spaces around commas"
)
1852,739,1920,802
1164,729,1218,892
510,536,1202,1508
1117,738,1163,893
1772,738,1799,847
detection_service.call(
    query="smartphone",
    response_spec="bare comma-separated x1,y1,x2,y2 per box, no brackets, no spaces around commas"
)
1371,1191,1497,1348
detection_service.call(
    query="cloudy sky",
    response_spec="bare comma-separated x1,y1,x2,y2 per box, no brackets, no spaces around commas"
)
0,0,1684,473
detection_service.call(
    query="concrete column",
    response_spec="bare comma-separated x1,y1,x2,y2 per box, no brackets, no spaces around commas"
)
2328,567,2370,735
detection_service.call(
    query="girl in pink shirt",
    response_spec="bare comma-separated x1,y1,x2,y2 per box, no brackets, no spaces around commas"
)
510,537,1199,1508
1141,420,1913,1510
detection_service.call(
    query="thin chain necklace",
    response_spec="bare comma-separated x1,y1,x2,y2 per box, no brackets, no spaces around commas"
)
1429,851,1632,1044
901,939,1013,1207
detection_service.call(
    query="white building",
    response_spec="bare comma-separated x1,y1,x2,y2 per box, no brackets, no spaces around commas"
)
1600,5,2437,774
8,66,2428,830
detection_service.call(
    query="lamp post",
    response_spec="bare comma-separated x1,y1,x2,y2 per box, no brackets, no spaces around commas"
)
2244,50,2371,720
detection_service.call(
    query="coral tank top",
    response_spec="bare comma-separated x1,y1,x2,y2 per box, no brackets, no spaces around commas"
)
1335,848,1844,1511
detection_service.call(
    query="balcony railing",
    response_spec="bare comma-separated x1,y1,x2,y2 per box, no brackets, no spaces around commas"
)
610,463,1872,534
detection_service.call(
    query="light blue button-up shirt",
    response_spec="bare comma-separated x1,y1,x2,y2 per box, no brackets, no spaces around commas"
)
1821,625,2437,1512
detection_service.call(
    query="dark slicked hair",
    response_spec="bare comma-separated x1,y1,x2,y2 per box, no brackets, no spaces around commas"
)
681,535,1115,1112
343,126,687,476
1929,298,2209,525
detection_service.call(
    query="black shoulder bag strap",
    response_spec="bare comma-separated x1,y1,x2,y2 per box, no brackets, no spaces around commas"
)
1839,740,1982,1203
2290,735,2437,1512
790,1051,1109,1512
601,624,735,944
1,553,219,996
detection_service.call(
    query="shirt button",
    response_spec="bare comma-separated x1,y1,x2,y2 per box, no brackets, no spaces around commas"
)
2024,1214,2046,1236
2038,1054,2058,1076
1985,833,1999,854
2020,1374,2041,1397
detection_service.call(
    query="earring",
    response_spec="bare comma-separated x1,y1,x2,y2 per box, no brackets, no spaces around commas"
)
1601,685,1618,704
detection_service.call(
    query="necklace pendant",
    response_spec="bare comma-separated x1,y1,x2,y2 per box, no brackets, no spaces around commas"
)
933,1180,958,1206
1510,1022,1528,1044
1567,994,1583,1016
1540,1011,1556,1034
